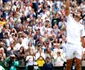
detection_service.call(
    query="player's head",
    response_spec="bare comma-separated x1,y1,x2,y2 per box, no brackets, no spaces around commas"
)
74,11,82,21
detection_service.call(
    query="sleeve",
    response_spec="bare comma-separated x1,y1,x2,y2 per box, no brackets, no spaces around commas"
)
26,56,29,61
35,53,40,60
53,53,57,59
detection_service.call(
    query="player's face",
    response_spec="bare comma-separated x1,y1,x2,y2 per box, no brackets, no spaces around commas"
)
74,12,81,21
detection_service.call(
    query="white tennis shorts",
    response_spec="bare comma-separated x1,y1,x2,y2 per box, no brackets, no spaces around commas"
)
65,43,83,60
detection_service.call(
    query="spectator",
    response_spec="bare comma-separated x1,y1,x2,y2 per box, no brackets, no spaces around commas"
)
44,47,54,60
43,56,54,70
0,48,6,62
7,42,16,56
26,49,35,70
15,38,23,51
53,49,66,66
9,54,19,70
17,46,26,67
52,43,66,66
35,47,45,70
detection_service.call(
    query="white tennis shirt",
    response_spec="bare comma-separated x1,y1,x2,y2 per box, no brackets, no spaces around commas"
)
65,15,85,45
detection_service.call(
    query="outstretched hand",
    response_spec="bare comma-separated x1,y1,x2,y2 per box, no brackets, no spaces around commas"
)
65,0,70,16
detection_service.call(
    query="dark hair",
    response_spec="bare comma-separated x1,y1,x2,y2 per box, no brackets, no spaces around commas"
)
46,56,50,59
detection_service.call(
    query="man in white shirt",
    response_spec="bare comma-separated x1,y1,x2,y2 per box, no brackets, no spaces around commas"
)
65,0,85,70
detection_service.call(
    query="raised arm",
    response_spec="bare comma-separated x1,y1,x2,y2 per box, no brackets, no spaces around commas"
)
65,0,70,16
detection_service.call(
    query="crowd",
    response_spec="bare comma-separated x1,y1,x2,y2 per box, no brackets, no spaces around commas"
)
0,0,85,70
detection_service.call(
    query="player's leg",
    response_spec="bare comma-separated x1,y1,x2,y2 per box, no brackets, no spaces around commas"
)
65,43,75,70
75,58,82,70
66,59,73,70
75,45,83,70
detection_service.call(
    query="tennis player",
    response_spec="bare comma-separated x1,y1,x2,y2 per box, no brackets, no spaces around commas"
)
65,0,85,70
